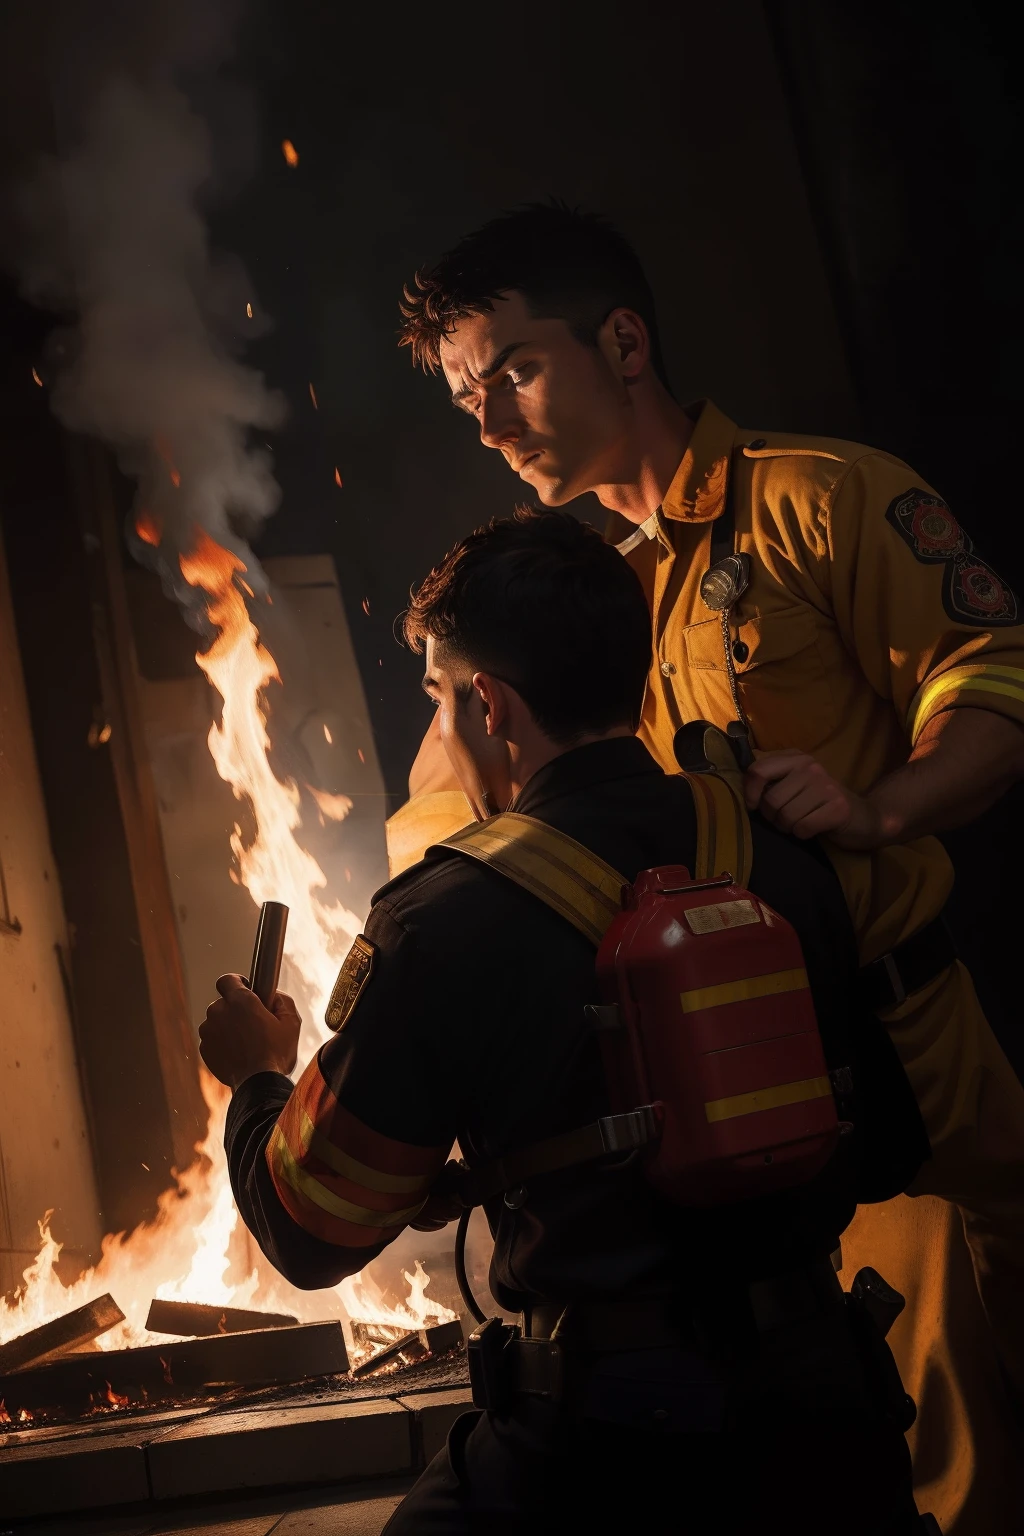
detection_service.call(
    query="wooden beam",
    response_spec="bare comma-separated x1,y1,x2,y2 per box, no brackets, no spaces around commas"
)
145,1299,297,1338
66,438,207,1170
0,1295,124,1375
0,1320,349,1421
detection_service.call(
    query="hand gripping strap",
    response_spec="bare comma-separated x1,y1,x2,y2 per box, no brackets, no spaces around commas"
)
437,812,627,946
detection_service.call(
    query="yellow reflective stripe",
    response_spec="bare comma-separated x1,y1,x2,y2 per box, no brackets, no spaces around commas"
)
685,768,752,886
704,1075,832,1124
908,664,1024,743
270,1128,425,1228
297,1111,434,1196
680,966,808,1014
440,813,625,945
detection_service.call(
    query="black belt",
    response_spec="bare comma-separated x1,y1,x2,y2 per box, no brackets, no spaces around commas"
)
858,914,957,1013
511,1257,844,1400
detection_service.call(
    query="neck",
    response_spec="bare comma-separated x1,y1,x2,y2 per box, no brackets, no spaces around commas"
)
506,725,633,800
591,385,693,525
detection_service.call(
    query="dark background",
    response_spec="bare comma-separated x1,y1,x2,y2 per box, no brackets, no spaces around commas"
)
1,0,1022,1084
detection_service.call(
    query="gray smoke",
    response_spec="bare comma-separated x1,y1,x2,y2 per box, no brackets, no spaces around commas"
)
4,3,283,621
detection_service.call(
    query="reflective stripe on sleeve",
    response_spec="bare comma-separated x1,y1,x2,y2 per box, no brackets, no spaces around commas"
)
907,664,1024,744
265,1055,448,1248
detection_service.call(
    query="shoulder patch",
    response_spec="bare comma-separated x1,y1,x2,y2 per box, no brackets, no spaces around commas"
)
885,488,1019,627
325,935,377,1032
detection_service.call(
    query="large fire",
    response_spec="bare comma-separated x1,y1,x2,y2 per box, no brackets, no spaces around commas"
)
0,528,453,1368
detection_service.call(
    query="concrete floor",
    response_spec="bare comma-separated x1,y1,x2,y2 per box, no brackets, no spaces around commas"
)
2,1475,417,1536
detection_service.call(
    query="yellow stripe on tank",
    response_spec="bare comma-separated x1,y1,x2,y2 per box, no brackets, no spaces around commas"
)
680,966,808,1015
704,1074,832,1124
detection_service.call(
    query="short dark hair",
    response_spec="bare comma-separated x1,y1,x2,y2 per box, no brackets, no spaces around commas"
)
399,201,668,386
404,509,652,744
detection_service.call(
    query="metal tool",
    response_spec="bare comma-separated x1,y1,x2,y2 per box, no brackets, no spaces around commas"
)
248,901,289,1006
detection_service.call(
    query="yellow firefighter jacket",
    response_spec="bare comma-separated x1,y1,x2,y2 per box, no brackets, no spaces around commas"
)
626,400,1024,966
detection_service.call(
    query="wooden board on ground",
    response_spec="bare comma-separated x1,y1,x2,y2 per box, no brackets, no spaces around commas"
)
145,1299,297,1338
0,1320,349,1422
0,1294,125,1375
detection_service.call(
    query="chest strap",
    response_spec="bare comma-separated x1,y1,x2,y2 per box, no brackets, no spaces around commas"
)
436,769,753,948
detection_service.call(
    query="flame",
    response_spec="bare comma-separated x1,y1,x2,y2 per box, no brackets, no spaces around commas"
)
323,724,333,744
246,302,253,319
309,787,352,824
135,510,162,547
105,1382,130,1408
308,383,318,409
282,139,299,167
31,367,43,388
0,527,453,1370
334,467,343,489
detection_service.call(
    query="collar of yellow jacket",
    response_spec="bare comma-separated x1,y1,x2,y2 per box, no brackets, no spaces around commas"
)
662,400,741,524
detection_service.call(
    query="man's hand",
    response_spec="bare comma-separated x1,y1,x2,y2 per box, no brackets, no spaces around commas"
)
199,974,301,1090
745,709,1024,851
744,750,885,849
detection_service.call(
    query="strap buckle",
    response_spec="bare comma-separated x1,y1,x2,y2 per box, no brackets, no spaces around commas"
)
597,1103,663,1154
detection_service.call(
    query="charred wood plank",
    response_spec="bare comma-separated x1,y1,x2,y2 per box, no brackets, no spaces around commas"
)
0,1295,124,1375
145,1300,297,1338
351,1318,464,1379
0,1320,348,1423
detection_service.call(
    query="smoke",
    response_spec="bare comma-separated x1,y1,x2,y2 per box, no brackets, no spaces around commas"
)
3,2,283,624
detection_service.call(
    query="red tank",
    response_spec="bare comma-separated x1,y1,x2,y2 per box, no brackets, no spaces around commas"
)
596,866,839,1206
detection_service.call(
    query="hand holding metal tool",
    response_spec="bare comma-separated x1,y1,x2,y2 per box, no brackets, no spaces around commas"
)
248,901,289,1007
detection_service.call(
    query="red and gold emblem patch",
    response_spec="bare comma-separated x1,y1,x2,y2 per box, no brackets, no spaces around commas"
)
325,935,376,1032
886,489,1018,627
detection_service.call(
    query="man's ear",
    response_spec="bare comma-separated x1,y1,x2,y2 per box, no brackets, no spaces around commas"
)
597,307,649,382
472,672,510,737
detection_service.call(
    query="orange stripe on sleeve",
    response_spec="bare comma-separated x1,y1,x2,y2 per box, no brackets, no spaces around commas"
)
265,1056,449,1248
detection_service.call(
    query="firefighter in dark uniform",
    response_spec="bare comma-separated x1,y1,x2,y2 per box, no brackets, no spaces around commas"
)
200,512,930,1534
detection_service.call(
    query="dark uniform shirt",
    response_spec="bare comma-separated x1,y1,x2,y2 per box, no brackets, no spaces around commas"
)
226,737,920,1312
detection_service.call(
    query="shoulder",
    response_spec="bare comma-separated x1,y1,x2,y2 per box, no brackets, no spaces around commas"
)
738,429,910,497
366,844,543,953
736,431,925,558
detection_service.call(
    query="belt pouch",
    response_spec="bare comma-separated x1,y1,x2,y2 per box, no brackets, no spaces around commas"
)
467,1316,519,1413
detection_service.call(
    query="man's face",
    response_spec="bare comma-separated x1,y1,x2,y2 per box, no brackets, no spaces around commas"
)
439,291,633,505
422,637,511,818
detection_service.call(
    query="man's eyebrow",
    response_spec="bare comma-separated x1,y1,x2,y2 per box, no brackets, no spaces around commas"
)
450,342,528,405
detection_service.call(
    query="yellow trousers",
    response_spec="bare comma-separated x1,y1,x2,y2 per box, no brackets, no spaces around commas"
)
840,962,1024,1533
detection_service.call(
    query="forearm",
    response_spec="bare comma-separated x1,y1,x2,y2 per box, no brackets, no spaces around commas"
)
866,707,1024,843
225,1074,387,1290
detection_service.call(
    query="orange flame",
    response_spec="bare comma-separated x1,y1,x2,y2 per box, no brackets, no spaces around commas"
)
105,1382,130,1408
308,382,318,409
0,529,453,1367
282,139,299,167
135,510,162,547
334,467,343,489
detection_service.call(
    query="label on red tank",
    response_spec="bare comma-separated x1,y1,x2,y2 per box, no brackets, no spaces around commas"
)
683,899,761,934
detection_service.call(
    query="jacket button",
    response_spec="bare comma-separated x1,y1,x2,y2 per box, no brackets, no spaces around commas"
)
747,438,767,450
660,660,676,677
732,640,749,664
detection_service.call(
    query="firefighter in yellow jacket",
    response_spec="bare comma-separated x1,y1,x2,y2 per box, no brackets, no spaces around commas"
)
397,203,1024,1529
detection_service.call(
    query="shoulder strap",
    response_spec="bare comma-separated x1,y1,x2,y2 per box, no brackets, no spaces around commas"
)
438,812,625,946
687,765,754,887
435,760,753,947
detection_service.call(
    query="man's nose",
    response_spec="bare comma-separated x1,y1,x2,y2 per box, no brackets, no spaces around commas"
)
479,392,520,451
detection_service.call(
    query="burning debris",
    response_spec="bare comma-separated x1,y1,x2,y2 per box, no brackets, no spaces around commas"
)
0,1296,124,1376
144,1300,297,1338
